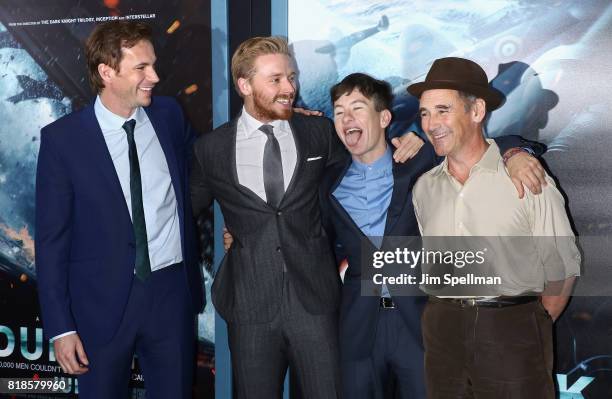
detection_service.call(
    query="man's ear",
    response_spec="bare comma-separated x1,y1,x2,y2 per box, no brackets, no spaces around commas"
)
472,98,487,123
237,77,252,97
97,63,115,85
380,109,392,129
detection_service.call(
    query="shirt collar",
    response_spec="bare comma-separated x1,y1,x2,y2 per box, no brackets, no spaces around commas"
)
94,96,148,134
349,144,393,175
476,139,502,172
436,138,500,177
239,106,289,139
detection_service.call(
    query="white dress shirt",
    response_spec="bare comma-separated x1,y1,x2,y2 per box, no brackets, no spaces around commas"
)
235,107,297,201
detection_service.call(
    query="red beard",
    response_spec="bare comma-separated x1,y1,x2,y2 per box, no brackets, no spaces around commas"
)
252,92,294,121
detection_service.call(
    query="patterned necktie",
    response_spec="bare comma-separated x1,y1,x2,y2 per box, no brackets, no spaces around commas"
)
259,124,284,207
122,119,151,281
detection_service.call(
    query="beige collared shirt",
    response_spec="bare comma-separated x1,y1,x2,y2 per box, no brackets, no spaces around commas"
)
412,139,580,296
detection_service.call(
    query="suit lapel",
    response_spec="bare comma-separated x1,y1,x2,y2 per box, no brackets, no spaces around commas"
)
383,162,412,235
226,116,270,207
80,105,131,221
283,116,305,202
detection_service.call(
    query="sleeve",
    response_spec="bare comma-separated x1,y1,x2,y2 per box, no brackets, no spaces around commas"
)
50,331,76,342
528,176,581,282
422,141,444,168
190,139,215,218
35,127,77,339
324,117,348,167
493,135,546,157
319,182,347,265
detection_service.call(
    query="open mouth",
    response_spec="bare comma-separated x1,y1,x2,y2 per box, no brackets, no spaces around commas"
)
139,86,154,93
344,127,363,146
429,129,449,145
274,96,293,107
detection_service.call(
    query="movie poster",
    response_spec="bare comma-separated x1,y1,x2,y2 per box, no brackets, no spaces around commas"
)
289,1,612,397
0,1,214,397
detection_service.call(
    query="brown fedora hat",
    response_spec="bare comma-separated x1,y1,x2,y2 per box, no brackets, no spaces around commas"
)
407,57,504,111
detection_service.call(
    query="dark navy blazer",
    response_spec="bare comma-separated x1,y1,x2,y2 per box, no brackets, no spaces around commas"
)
35,96,203,346
320,141,436,361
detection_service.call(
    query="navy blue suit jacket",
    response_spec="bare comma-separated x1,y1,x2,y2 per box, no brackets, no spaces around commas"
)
35,96,203,346
320,142,436,361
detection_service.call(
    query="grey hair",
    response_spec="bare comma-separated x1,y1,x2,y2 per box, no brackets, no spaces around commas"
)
457,90,478,112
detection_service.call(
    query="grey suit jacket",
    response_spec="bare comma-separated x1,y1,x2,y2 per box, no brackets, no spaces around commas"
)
191,113,346,324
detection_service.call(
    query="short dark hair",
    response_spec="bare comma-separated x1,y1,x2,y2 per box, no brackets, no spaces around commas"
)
85,21,153,93
330,73,393,112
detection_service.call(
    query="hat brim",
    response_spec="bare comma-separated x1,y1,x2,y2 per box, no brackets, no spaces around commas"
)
407,80,504,111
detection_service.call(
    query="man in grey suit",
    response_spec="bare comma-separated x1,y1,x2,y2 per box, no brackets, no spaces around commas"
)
190,36,421,398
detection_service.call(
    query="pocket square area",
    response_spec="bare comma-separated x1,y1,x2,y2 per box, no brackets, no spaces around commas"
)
307,156,323,161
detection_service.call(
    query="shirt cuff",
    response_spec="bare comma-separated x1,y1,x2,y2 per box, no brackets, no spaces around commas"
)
522,146,536,156
50,331,77,342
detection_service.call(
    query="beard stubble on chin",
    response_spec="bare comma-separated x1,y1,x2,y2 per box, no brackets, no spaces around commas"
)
252,91,294,121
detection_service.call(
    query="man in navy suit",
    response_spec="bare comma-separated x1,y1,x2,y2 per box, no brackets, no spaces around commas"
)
35,21,203,398
318,73,545,398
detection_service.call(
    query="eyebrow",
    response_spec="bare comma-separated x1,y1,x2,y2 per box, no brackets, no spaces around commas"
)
334,99,367,109
134,60,155,68
419,104,451,112
264,71,296,78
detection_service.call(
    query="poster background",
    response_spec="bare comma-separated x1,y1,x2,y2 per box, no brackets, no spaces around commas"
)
0,1,214,397
289,0,612,397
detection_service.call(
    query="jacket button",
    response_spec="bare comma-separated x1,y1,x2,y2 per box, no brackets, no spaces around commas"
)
276,211,282,216
276,246,281,252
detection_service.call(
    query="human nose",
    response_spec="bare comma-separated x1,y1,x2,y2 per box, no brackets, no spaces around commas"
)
147,66,160,84
425,113,440,134
342,109,354,124
282,77,296,94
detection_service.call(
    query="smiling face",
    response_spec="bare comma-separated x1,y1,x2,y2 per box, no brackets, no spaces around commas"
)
238,53,296,122
98,39,159,118
419,89,485,158
333,88,391,164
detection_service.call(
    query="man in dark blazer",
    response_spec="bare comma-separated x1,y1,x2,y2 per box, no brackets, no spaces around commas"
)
190,36,426,398
35,21,203,398
191,36,344,399
319,73,546,398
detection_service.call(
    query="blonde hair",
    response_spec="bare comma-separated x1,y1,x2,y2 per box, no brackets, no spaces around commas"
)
231,36,291,96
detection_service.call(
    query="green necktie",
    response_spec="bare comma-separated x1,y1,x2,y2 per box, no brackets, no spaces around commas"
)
122,119,151,281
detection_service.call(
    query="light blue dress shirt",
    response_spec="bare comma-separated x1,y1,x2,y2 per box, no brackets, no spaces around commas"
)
52,98,185,342
333,145,394,297
94,96,183,272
